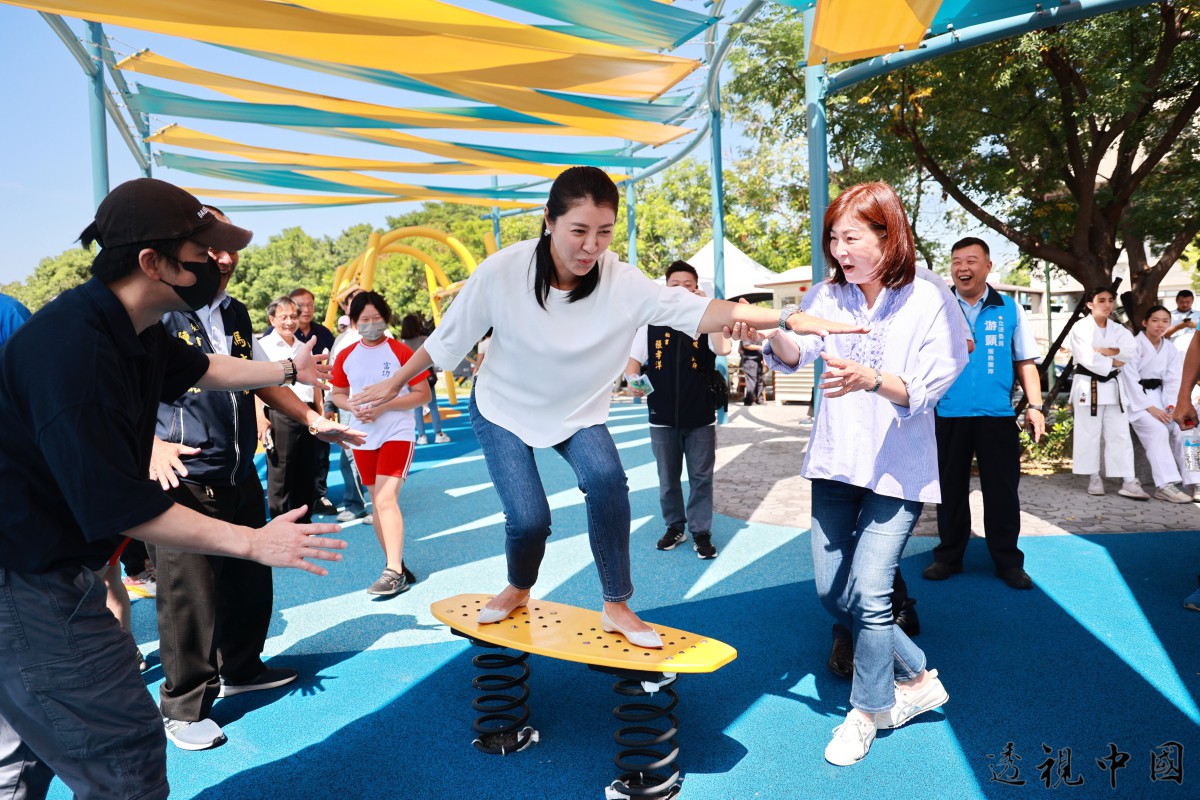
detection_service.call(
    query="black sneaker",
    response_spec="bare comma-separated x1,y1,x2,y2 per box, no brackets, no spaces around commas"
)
367,568,408,596
401,561,417,585
693,531,718,559
218,667,298,698
656,526,686,551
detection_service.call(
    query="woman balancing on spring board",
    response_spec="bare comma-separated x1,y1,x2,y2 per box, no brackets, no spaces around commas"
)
351,167,863,648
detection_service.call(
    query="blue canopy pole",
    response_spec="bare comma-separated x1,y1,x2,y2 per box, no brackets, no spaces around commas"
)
804,5,828,416
490,176,501,249
710,83,728,422
625,143,638,269
85,21,109,206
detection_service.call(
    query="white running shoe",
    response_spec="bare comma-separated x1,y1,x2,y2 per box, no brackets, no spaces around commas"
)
1154,483,1192,504
434,432,451,444
876,669,949,730
824,712,876,766
1087,474,1105,496
1118,479,1150,500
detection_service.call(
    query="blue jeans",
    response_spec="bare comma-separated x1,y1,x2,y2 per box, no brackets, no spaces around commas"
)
470,394,633,602
811,479,926,713
649,425,716,533
413,383,443,437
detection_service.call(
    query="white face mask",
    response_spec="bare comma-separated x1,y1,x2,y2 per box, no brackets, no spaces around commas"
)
357,320,388,340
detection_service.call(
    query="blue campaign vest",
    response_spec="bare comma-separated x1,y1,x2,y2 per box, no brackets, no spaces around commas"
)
937,288,1020,418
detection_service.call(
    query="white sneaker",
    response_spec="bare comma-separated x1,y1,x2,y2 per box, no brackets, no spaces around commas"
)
1118,479,1150,500
164,717,225,751
1154,483,1192,504
1087,474,1105,495
434,432,451,444
415,435,428,446
824,711,876,766
876,669,949,730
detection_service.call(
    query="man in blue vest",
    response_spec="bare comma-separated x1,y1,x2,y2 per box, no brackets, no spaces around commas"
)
924,238,1045,590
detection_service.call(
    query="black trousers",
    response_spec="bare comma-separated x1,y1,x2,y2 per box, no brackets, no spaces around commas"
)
314,439,330,499
742,358,764,404
266,406,318,524
147,475,272,721
933,414,1024,570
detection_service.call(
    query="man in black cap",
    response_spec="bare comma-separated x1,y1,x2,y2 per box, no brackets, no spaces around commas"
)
0,178,353,799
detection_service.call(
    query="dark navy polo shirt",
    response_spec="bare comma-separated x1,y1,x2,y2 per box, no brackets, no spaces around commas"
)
0,277,210,573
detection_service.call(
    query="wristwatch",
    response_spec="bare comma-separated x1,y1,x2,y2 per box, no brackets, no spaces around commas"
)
779,303,800,331
279,358,297,386
1027,404,1046,414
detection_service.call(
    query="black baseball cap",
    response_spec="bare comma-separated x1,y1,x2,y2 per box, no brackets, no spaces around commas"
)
83,178,253,251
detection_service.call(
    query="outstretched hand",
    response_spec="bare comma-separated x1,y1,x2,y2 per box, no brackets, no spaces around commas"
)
351,378,401,412
251,507,347,576
148,437,201,490
788,313,870,338
293,338,332,387
309,416,368,446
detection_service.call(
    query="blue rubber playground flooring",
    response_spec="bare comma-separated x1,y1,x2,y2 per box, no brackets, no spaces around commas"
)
49,402,1200,799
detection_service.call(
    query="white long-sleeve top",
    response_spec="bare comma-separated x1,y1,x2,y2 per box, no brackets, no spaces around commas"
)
1119,332,1182,419
763,276,969,503
1067,316,1137,408
422,239,710,447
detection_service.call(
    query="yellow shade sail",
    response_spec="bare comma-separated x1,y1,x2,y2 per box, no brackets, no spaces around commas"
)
808,0,942,65
6,0,698,142
181,187,540,210
148,125,488,174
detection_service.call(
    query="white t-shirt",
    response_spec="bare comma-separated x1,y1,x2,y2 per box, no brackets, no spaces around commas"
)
259,330,314,404
331,338,428,450
423,238,710,447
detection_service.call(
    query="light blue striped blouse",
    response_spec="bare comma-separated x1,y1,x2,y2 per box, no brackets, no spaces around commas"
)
764,272,969,503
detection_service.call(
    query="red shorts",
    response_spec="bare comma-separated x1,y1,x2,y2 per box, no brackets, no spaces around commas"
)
352,440,415,486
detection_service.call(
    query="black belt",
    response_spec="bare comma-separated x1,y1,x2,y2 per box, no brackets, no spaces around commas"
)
1139,378,1163,391
1075,365,1122,416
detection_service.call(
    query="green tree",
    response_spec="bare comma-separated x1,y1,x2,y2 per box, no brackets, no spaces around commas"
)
727,3,1200,322
2,245,94,311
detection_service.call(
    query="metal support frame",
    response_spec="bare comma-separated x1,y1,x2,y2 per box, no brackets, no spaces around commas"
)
84,21,109,207
803,5,828,414
41,14,150,190
625,143,638,269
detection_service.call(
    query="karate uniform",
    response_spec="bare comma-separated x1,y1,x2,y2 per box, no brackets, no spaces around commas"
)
1120,332,1200,487
1069,316,1137,478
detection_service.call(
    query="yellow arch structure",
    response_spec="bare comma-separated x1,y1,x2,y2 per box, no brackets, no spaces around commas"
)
326,226,499,406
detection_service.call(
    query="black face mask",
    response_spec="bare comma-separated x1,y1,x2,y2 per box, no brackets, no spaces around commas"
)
160,254,221,311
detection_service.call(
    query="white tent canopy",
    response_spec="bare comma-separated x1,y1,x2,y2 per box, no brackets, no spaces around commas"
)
665,238,778,300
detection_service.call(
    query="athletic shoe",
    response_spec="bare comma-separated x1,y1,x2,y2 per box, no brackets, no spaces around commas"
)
656,526,686,551
367,568,408,596
315,497,338,516
362,513,374,526
336,509,366,523
164,717,225,751
1154,483,1193,504
693,531,717,559
1118,479,1150,500
875,669,949,730
416,435,428,446
434,432,451,444
824,712,876,766
1087,474,1105,496
218,667,299,698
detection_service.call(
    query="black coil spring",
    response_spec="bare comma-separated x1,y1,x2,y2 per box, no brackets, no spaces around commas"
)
608,679,681,799
471,649,535,755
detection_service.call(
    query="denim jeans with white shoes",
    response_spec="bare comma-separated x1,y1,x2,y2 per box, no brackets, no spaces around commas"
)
470,392,633,602
811,478,926,713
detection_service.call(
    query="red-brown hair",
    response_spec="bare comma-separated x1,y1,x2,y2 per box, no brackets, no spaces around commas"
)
822,182,916,288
